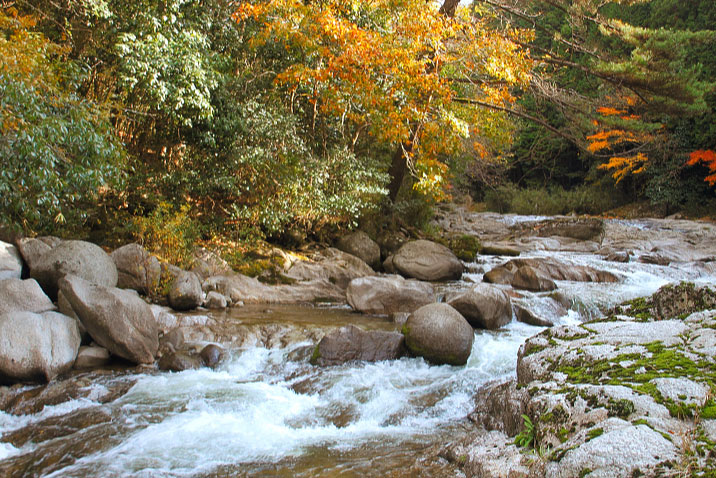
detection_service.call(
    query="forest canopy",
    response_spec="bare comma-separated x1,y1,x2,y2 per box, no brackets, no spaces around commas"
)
0,0,714,255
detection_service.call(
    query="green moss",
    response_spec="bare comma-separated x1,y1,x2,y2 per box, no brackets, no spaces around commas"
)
310,345,321,365
586,428,604,441
447,234,481,262
578,468,593,478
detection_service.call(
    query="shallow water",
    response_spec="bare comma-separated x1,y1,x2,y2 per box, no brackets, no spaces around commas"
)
2,215,715,477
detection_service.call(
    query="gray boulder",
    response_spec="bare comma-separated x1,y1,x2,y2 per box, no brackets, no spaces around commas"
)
393,240,463,281
59,275,158,364
74,345,111,369
511,265,557,292
204,291,228,309
283,248,374,289
200,344,225,368
402,303,474,366
190,247,233,281
484,257,619,286
0,278,54,315
15,237,52,272
168,270,203,311
158,351,201,372
312,325,406,366
336,231,381,269
346,275,435,315
31,240,118,300
447,283,512,330
0,241,23,280
514,297,568,327
111,243,161,294
0,311,81,382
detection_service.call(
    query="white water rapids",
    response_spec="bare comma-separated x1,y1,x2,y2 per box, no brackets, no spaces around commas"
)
1,216,715,477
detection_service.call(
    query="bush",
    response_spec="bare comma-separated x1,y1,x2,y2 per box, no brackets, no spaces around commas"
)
484,183,626,215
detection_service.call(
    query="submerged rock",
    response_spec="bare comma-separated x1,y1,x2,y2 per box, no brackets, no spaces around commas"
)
312,325,405,366
402,303,474,366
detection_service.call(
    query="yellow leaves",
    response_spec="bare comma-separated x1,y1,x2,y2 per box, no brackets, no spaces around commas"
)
597,153,648,183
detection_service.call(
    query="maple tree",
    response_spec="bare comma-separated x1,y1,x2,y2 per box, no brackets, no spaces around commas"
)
234,0,533,201
687,150,716,186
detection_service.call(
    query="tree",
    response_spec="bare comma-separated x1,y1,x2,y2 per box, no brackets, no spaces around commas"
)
235,0,533,202
0,7,123,233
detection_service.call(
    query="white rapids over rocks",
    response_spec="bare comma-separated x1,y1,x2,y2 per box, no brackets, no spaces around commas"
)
1,213,715,477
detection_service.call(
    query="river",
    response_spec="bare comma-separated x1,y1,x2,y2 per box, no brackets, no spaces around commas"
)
1,214,715,477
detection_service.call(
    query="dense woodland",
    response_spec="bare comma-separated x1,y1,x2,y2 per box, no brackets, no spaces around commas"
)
1,0,715,263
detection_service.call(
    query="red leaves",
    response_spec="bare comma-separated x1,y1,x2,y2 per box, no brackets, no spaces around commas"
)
687,150,716,186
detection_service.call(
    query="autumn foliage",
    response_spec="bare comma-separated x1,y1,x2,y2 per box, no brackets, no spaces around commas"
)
234,0,533,199
687,150,716,186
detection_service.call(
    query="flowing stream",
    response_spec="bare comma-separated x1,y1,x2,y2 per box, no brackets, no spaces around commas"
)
1,216,715,477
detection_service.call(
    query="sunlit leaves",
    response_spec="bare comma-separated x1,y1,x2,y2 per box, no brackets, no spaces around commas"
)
687,150,716,186
235,0,532,199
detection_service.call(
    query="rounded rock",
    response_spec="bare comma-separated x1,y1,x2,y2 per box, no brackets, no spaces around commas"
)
402,303,474,366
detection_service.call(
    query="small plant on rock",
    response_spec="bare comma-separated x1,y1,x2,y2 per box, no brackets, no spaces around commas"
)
515,414,536,449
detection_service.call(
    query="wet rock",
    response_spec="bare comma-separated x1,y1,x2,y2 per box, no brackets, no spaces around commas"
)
312,325,406,366
513,297,568,327
204,291,228,309
447,283,512,330
15,237,52,272
158,351,201,372
0,240,22,280
479,244,521,257
200,344,224,368
484,257,619,286
346,275,435,315
73,345,111,369
0,311,80,382
638,253,672,265
203,272,344,305
168,270,204,311
111,243,161,294
604,251,630,263
469,379,528,437
0,278,55,314
59,275,158,364
336,231,381,269
402,303,474,366
31,240,118,300
511,265,557,292
283,247,374,289
2,407,113,447
393,240,463,281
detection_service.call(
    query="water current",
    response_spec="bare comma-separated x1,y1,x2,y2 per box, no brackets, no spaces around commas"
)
1,216,715,477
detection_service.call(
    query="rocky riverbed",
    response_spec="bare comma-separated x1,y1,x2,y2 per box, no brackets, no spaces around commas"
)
0,207,715,477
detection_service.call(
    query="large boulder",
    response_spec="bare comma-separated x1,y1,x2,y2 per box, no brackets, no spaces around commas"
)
15,237,52,272
31,240,118,300
511,265,557,292
283,248,374,289
312,325,406,366
58,275,158,364
0,240,23,280
484,257,619,286
447,283,512,330
402,303,474,366
346,275,435,315
336,231,381,269
0,311,81,382
111,243,161,294
0,278,55,315
168,270,203,311
392,240,463,281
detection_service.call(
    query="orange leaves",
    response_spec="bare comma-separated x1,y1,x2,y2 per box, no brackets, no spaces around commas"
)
597,153,648,183
233,0,532,199
687,150,716,186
